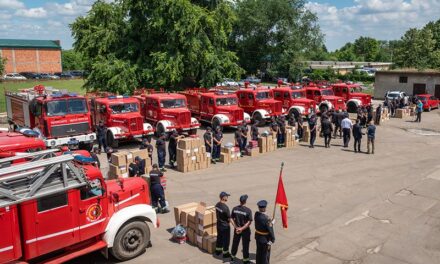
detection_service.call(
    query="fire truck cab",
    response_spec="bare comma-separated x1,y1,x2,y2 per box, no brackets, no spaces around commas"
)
5,85,96,150
0,152,157,263
331,83,372,112
0,131,46,159
236,88,283,125
304,86,347,113
180,88,250,130
273,87,317,118
135,93,200,136
88,95,154,148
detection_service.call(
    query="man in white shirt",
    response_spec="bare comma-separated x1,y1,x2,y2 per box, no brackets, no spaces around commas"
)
341,114,353,148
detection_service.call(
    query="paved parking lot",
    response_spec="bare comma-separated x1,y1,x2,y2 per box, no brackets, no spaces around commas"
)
72,108,440,264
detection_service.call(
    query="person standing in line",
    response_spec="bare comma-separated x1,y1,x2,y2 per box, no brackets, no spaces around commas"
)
367,121,376,154
352,119,363,153
415,99,423,123
241,122,249,155
297,114,304,140
375,104,382,125
156,133,167,172
251,123,259,141
235,126,244,157
204,127,215,164
213,126,223,162
308,114,317,148
168,130,182,169
341,115,353,148
254,200,275,264
334,110,343,138
140,138,154,165
96,120,107,152
215,192,234,261
230,195,253,264
321,116,333,148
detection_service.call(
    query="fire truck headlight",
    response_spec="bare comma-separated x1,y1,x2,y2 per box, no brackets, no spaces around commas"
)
50,140,56,146
89,134,95,140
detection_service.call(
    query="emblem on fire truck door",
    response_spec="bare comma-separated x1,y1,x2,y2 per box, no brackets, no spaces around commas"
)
86,204,102,222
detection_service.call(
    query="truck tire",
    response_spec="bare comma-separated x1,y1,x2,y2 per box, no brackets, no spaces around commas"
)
252,112,264,127
347,102,358,113
319,104,328,114
156,123,165,137
79,142,93,152
212,118,221,131
110,221,151,261
288,109,299,119
107,131,119,148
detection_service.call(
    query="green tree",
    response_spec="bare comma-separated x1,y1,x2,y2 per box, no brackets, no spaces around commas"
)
71,0,242,92
62,50,84,71
394,28,436,69
231,0,323,81
0,57,5,78
353,37,379,61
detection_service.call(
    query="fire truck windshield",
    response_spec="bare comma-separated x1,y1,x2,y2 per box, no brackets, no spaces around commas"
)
110,103,138,114
321,89,334,96
216,97,237,106
256,92,271,100
292,92,304,99
46,99,88,116
160,99,186,108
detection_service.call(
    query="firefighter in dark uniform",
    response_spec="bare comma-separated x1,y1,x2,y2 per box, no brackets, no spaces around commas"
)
150,164,169,213
215,191,233,261
128,160,139,177
156,133,167,172
241,122,249,156
235,128,244,156
277,116,286,148
204,127,215,163
251,123,259,141
255,200,275,264
297,114,304,140
135,156,145,175
96,120,107,152
140,138,153,165
231,195,253,264
168,130,181,168
213,126,223,162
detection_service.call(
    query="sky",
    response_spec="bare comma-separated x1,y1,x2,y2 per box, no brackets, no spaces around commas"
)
0,0,439,51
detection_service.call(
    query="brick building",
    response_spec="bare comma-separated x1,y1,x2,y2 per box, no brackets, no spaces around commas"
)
0,39,62,74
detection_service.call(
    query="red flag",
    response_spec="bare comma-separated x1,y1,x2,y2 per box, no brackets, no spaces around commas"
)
275,164,288,229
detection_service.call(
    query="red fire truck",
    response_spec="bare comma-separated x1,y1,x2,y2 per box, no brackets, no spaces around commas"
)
331,83,372,112
236,88,284,125
88,95,154,148
304,86,347,113
273,87,317,117
180,88,251,130
135,93,200,136
5,85,96,150
0,151,158,263
0,131,46,158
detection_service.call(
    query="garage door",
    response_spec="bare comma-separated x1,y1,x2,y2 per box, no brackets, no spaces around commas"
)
435,85,440,98
413,83,426,95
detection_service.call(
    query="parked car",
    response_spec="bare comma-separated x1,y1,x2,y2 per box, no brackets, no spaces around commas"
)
216,78,239,87
39,73,60,80
2,73,26,80
385,91,410,105
415,94,440,112
242,76,261,84
69,70,84,77
19,72,41,79
55,72,75,78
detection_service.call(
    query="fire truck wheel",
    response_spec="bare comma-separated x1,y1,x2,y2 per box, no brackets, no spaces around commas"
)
252,112,264,127
110,220,151,261
79,142,93,152
189,128,197,135
107,131,119,148
347,102,358,113
288,109,299,119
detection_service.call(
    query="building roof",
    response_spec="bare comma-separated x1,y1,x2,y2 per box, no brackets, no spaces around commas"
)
0,39,61,49
376,69,440,75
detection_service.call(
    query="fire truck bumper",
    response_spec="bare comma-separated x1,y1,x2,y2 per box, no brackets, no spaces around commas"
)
45,133,96,147
179,124,200,131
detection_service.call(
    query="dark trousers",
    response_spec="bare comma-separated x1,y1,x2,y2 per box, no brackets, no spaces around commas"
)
367,137,375,154
416,112,422,122
324,133,331,147
151,183,166,208
237,140,245,153
297,126,303,140
375,115,381,125
98,136,107,151
354,137,361,152
216,226,231,254
168,146,176,166
231,229,250,260
213,144,221,160
333,125,341,138
256,241,270,264
242,138,247,152
310,130,316,147
277,133,284,146
158,151,166,168
342,128,351,147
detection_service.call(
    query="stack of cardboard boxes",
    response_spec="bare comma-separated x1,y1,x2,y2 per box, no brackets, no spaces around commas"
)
285,126,297,148
174,202,217,253
302,124,311,142
258,133,277,154
246,140,259,157
176,138,211,173
395,108,411,119
109,149,151,179
220,146,241,164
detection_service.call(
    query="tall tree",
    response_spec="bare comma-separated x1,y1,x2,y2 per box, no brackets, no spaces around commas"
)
231,0,323,81
71,0,242,93
62,50,84,71
353,37,379,61
0,57,5,78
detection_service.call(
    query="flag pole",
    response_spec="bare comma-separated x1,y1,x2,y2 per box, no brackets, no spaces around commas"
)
272,162,284,220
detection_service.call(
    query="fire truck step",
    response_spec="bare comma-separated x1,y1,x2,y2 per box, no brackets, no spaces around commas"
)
43,240,108,264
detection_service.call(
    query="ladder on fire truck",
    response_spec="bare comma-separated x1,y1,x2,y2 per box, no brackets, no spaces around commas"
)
0,149,60,168
0,153,88,208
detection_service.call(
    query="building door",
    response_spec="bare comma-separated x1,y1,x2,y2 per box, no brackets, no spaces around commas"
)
413,83,426,95
435,85,440,98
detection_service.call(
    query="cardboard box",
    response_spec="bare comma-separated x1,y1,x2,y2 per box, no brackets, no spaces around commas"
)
196,235,203,248
111,152,127,166
126,152,134,165
258,137,267,153
187,227,196,244
197,223,216,236
180,206,197,226
130,149,149,160
178,138,193,149
196,203,216,226
203,235,217,253
220,153,230,164
174,202,199,225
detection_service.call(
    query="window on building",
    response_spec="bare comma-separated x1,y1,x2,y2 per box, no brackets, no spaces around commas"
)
399,76,408,83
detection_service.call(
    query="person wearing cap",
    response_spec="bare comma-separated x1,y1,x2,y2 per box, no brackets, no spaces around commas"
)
204,127,215,164
156,133,167,172
96,120,107,152
90,147,101,168
140,137,153,165
215,191,233,260
231,195,253,264
168,130,183,168
308,114,317,148
149,164,169,213
213,126,223,162
255,200,275,264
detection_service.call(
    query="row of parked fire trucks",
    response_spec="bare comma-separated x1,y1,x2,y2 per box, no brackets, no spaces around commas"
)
4,82,371,150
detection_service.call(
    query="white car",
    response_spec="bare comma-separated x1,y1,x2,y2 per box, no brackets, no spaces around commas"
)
385,91,410,105
216,78,239,87
3,73,27,80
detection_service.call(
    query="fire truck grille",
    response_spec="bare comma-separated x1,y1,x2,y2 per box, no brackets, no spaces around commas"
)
179,112,191,125
51,122,89,137
129,117,143,132
234,109,243,121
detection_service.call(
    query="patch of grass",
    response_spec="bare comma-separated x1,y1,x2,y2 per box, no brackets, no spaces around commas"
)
0,79,86,112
